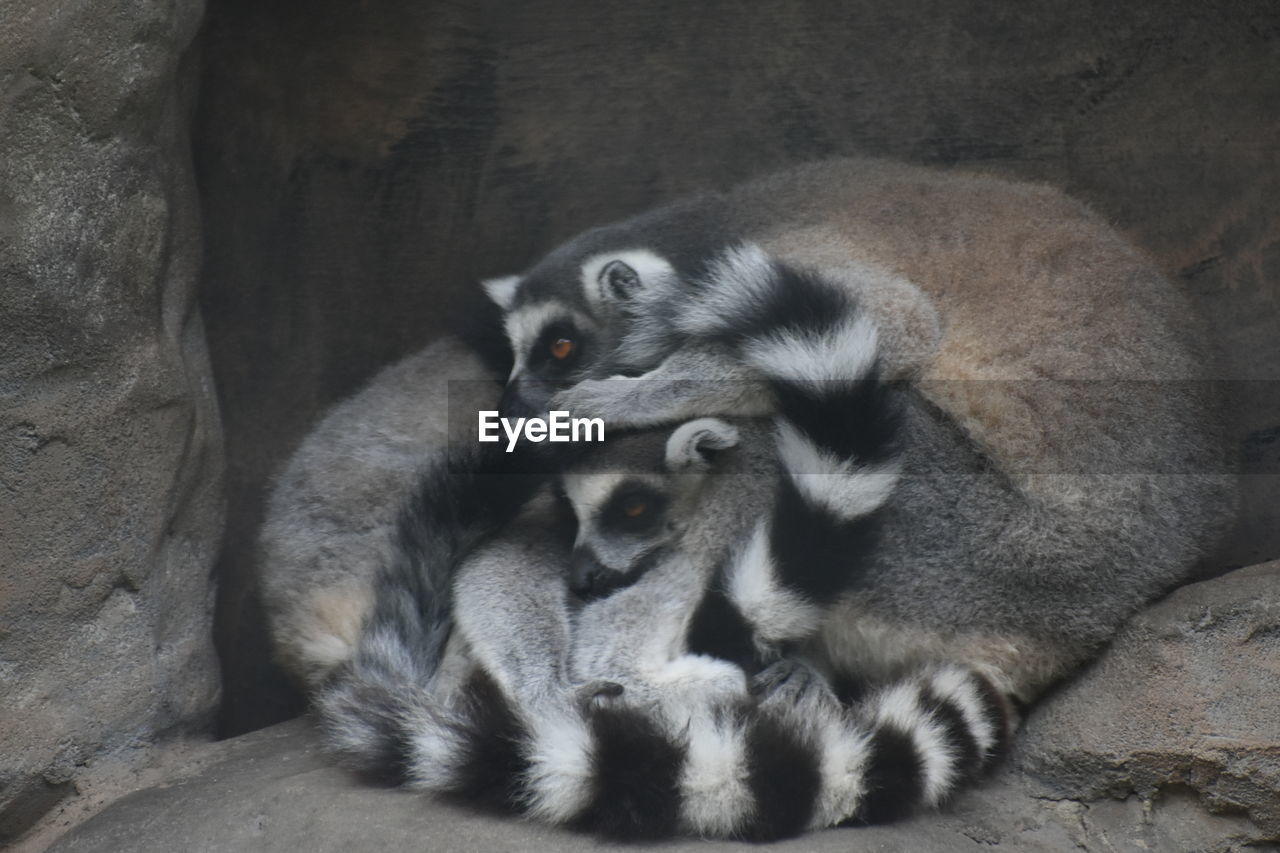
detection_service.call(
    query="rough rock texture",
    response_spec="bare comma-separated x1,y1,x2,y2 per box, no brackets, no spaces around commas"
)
40,564,1280,852
193,0,1280,736
0,0,222,846
1019,561,1280,839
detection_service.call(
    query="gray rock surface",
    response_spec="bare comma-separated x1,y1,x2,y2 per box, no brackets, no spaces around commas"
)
0,0,222,845
1018,561,1280,839
42,565,1280,852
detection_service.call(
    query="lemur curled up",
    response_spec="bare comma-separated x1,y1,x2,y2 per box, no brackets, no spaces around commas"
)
316,260,1010,839
481,157,1234,702
259,157,1233,836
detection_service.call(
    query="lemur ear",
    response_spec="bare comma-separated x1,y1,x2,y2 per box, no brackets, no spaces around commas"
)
481,274,521,310
665,418,740,472
599,260,641,301
581,250,676,307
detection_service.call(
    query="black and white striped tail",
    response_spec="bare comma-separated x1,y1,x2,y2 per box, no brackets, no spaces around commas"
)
323,660,1008,841
663,663,1009,839
316,439,546,784
680,245,904,647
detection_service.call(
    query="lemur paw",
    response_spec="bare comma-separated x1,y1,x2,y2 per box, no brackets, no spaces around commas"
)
751,658,839,713
575,679,625,713
550,378,638,425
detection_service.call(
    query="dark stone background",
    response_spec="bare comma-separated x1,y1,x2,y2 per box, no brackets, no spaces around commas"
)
194,0,1280,737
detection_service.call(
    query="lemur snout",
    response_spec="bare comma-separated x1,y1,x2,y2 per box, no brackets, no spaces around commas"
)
569,546,609,598
498,374,560,421
571,546,640,600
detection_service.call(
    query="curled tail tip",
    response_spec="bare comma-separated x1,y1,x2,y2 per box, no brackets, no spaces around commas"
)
846,665,1013,825
313,670,416,786
315,667,532,812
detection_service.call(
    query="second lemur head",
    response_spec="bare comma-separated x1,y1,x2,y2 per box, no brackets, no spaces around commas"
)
480,195,734,418
557,417,747,601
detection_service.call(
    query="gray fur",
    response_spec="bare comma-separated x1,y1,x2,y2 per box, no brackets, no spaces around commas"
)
306,256,1005,838
316,415,1009,838
267,157,1235,838
258,336,501,687
489,157,1236,701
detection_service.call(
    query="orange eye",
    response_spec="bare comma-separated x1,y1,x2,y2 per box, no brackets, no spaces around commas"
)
622,500,648,518
549,338,574,360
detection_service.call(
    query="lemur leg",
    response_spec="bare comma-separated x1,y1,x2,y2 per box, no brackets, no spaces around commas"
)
569,551,749,720
751,657,840,710
450,493,599,714
551,343,774,428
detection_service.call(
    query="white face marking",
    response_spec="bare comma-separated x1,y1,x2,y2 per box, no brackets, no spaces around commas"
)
502,301,595,375
561,471,668,548
579,249,677,310
560,470,629,534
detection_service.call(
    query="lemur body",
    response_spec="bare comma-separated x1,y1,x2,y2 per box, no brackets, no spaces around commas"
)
321,483,1007,840
485,157,1235,701
259,157,1231,836
257,336,501,689
316,262,1010,839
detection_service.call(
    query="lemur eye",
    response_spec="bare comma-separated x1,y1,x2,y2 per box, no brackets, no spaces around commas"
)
532,324,585,372
549,338,574,360
604,485,667,533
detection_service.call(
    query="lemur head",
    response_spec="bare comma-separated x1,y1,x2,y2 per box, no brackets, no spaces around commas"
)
482,195,733,416
558,417,744,600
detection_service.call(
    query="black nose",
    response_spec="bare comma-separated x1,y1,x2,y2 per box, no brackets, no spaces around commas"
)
499,375,562,422
571,546,631,600
570,547,602,597
498,378,537,422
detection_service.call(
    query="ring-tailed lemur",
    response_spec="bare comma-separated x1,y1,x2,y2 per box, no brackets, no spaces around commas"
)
481,156,1236,703
316,264,1010,839
257,336,504,689
321,489,1008,840
260,156,1230,837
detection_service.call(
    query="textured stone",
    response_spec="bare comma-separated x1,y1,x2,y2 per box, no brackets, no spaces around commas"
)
1018,561,1280,839
0,0,221,845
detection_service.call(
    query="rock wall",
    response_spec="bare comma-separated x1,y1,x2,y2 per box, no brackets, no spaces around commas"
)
0,0,221,844
1018,561,1280,843
194,0,1280,736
